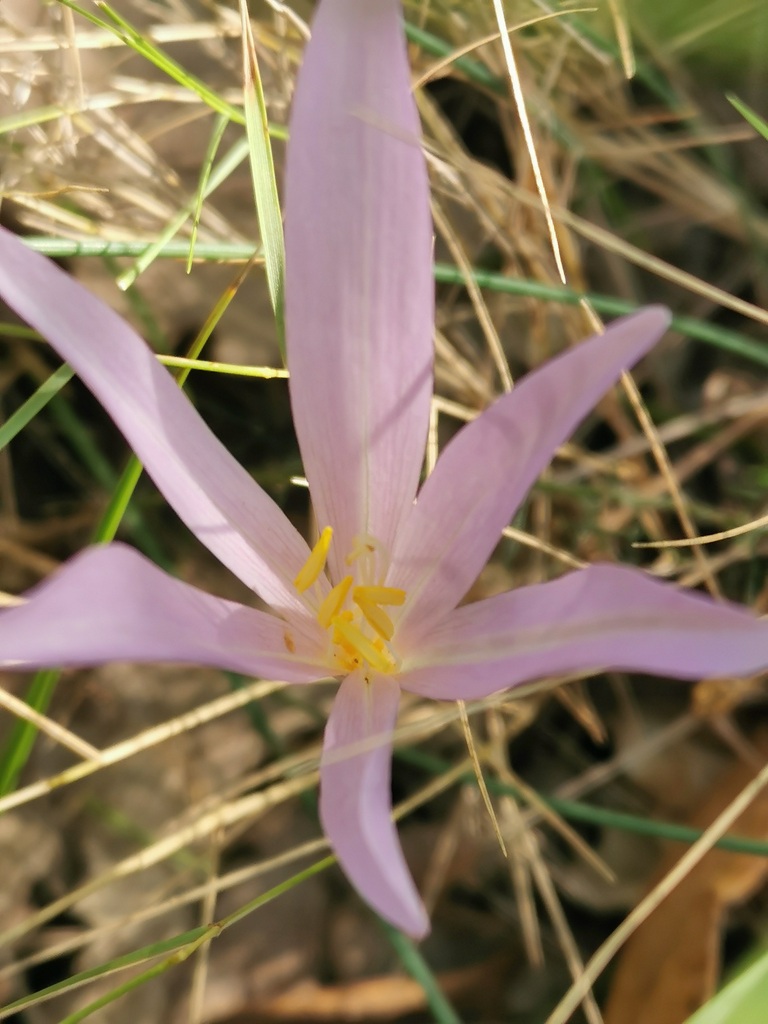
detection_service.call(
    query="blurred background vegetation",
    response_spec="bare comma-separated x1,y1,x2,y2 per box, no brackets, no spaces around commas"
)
0,1,767,1022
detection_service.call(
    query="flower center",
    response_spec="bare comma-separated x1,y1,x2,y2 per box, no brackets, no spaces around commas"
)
293,527,405,676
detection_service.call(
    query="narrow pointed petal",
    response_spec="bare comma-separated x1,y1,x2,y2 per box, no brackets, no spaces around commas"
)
0,227,312,614
0,544,325,682
391,308,671,636
320,673,429,938
285,0,433,579
398,564,768,699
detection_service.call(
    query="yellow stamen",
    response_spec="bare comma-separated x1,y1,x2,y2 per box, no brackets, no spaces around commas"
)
317,575,353,629
332,610,356,653
293,528,404,676
294,526,333,593
353,585,406,607
373,636,401,672
353,594,395,641
332,617,395,674
334,651,358,673
331,611,363,669
352,585,405,641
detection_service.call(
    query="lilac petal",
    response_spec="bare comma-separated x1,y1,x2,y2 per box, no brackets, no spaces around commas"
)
390,307,671,638
0,227,313,614
397,564,768,699
285,0,433,581
320,672,429,938
0,544,326,682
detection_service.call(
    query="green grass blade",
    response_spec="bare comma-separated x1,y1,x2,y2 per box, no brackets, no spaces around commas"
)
380,920,463,1024
0,104,76,135
94,455,146,549
27,239,255,258
19,240,768,369
0,926,209,1020
157,355,287,378
0,363,74,450
683,945,768,1024
187,113,231,273
404,20,502,92
727,93,768,143
115,134,251,291
397,748,768,858
0,670,60,795
0,858,335,1021
55,1,287,144
240,0,286,357
56,0,245,125
0,323,39,340
46,391,119,490
431,264,768,369
404,14,682,116
216,855,336,931
57,953,192,1024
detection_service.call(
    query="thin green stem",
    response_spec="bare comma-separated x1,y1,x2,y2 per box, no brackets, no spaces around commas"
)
380,919,463,1024
398,748,768,858
18,239,768,368
0,363,74,451
0,671,60,795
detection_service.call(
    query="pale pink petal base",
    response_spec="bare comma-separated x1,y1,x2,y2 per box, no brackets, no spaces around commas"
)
0,544,324,682
399,564,768,699
391,308,671,638
320,672,429,938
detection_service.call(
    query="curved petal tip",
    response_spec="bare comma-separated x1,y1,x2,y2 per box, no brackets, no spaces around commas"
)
320,673,430,938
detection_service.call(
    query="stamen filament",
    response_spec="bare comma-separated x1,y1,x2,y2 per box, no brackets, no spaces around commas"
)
317,575,353,629
294,526,333,593
345,536,376,566
333,618,395,674
292,529,405,676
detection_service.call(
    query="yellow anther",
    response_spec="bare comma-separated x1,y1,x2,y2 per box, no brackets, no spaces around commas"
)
332,617,395,674
317,575,353,629
297,530,404,676
353,594,395,641
294,526,333,593
353,585,406,607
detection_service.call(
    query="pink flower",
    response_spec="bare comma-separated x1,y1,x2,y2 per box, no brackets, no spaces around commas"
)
1,0,767,938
